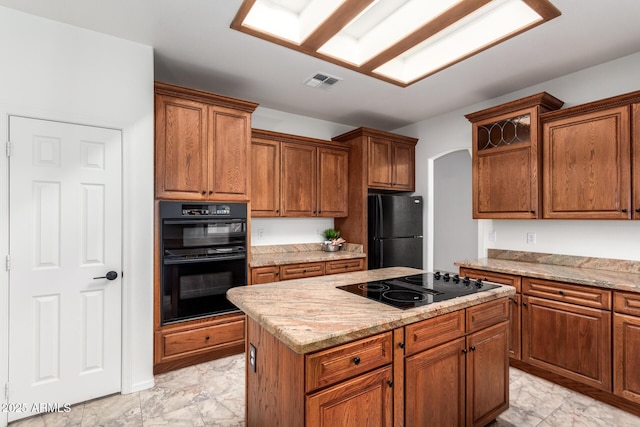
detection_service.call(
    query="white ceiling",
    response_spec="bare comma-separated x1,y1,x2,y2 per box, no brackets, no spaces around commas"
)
1,0,640,130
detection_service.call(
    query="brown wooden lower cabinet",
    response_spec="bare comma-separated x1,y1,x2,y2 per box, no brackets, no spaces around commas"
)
154,312,245,374
405,337,466,426
246,299,509,426
521,295,611,391
306,366,394,427
459,268,522,360
458,266,640,417
250,258,365,285
614,291,640,404
614,313,640,404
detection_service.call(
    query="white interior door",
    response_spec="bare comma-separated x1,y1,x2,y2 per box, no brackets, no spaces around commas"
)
8,117,122,421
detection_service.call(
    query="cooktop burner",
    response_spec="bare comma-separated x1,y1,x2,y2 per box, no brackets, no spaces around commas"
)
337,272,500,310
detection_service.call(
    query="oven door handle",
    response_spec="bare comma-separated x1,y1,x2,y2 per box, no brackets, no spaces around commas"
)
163,219,246,225
163,254,247,265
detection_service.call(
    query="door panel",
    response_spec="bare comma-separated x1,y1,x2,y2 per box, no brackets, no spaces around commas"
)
379,195,423,238
379,237,423,269
8,117,122,421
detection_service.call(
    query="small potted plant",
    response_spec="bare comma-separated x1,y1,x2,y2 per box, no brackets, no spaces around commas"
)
322,229,346,252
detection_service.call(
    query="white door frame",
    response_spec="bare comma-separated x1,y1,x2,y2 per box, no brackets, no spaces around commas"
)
0,112,140,426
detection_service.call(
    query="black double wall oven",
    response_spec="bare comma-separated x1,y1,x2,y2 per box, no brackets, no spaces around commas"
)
160,201,247,325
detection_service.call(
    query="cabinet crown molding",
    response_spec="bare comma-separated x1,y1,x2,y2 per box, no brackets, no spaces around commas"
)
154,81,259,113
332,126,418,145
465,92,564,123
541,89,640,121
252,128,348,150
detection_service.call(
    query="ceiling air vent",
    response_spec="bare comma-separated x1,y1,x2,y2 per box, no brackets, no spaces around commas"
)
305,72,342,89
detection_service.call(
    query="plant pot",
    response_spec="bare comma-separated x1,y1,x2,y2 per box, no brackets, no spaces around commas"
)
321,242,342,252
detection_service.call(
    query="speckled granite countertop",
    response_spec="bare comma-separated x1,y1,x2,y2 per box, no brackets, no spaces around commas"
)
227,267,514,354
455,250,640,293
250,243,365,267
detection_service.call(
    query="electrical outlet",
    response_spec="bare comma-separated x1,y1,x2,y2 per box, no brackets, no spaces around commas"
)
527,232,536,244
249,343,257,372
488,231,496,242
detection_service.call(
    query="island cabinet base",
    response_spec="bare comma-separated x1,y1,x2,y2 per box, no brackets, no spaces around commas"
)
245,297,510,427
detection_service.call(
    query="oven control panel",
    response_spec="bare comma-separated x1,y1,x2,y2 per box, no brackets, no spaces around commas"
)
182,204,231,216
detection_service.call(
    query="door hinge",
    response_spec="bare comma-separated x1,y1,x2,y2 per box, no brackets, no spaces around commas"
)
5,255,10,271
6,141,10,157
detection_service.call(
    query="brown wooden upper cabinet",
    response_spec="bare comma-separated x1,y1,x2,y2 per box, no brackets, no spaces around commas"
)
251,136,281,216
251,129,349,218
542,106,630,219
368,136,416,191
634,103,640,220
540,91,640,219
332,127,418,193
155,82,258,201
465,93,564,219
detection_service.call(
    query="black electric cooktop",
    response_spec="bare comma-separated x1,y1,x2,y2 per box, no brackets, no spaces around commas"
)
337,272,500,310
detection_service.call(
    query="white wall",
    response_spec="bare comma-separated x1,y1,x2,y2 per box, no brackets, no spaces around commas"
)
251,107,352,245
0,7,155,418
433,150,477,272
397,51,640,263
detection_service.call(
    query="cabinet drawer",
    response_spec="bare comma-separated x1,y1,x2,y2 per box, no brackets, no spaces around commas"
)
251,266,280,285
466,298,509,334
161,318,245,358
280,262,325,280
459,268,522,293
404,310,465,356
306,332,393,392
325,258,364,275
614,292,640,316
523,277,611,310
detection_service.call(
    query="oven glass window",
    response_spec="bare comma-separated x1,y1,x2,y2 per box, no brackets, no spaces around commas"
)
162,258,246,324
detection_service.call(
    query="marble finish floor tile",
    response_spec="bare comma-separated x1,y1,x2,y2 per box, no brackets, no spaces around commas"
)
9,355,640,426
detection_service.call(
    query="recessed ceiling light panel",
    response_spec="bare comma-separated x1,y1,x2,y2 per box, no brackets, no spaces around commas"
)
374,0,544,84
231,0,561,87
318,0,462,66
241,0,347,44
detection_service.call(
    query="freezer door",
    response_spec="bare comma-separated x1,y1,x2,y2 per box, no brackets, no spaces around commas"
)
374,237,423,269
378,195,423,238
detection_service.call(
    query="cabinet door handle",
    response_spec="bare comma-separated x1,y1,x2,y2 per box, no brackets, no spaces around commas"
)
398,342,405,349
201,190,206,195
387,380,394,387
636,208,640,213
523,302,528,307
352,357,361,365
530,210,535,214
470,346,476,351
462,349,468,354
622,208,628,213
558,290,564,296
512,299,518,305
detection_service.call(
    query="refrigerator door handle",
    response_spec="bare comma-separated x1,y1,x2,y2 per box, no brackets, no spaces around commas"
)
376,195,383,239
379,239,384,268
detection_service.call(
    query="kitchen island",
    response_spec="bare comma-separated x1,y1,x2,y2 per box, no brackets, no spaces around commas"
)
227,267,515,426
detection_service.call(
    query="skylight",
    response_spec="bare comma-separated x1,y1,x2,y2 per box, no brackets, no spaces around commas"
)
231,0,560,87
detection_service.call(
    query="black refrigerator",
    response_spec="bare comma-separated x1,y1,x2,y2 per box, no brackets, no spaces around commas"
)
368,194,423,270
